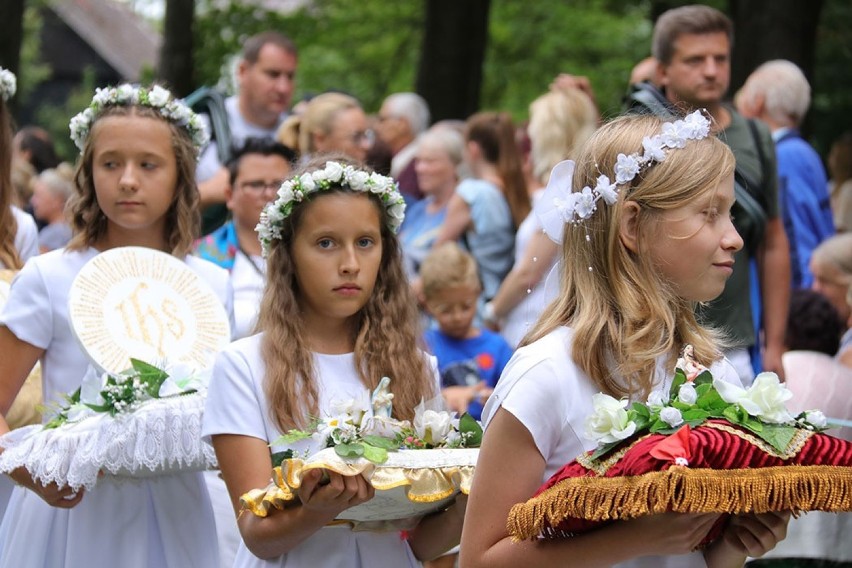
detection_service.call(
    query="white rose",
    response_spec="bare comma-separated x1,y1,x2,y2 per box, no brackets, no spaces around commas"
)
92,87,113,107
805,410,827,429
678,383,698,405
324,161,344,182
116,84,136,103
347,170,370,191
739,372,794,423
148,85,171,106
647,389,668,407
388,202,406,223
299,173,317,193
660,407,684,427
414,409,454,446
584,393,637,444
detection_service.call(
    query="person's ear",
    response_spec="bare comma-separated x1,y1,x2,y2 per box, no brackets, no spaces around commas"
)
619,200,642,254
655,61,668,87
224,183,236,211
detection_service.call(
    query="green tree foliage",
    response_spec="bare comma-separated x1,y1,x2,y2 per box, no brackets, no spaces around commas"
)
192,0,651,121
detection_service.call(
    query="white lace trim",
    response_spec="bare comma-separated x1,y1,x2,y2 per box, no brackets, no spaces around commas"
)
0,393,217,490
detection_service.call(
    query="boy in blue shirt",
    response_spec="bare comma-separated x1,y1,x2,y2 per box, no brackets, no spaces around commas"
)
419,242,514,420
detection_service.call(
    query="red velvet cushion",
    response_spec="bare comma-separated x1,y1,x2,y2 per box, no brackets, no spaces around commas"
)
508,420,852,546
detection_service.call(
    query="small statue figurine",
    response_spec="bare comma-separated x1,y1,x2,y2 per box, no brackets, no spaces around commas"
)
371,376,394,418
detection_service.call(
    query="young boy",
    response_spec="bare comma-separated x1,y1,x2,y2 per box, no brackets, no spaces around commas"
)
419,242,514,420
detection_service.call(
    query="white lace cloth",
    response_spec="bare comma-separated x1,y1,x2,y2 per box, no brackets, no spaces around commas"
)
0,393,217,490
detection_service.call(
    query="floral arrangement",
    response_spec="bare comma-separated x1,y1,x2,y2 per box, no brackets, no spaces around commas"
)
0,67,15,102
271,377,482,465
68,84,209,152
540,110,711,232
584,347,827,461
256,161,406,257
44,359,208,429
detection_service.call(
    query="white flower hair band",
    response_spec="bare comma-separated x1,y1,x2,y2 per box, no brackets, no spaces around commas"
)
0,68,16,102
256,161,406,257
535,110,712,243
69,84,209,153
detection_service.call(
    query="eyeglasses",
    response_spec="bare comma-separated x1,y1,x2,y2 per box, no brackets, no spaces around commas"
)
238,179,284,194
350,129,376,146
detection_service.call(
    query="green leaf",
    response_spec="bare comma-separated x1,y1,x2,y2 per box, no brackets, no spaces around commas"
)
669,369,687,399
361,443,389,464
361,435,398,450
335,443,365,458
270,450,294,468
696,388,726,411
754,424,798,454
130,358,168,378
459,413,483,446
681,408,710,421
722,405,742,424
692,370,713,387
631,402,651,418
589,440,622,461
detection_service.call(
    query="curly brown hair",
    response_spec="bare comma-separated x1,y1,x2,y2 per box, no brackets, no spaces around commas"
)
258,154,436,431
66,104,200,256
0,97,22,269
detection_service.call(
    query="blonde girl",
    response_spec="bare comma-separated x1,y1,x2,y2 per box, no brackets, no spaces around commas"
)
277,93,372,163
203,154,466,567
460,113,789,568
0,84,231,567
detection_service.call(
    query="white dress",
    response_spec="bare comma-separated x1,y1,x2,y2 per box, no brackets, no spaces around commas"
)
482,326,743,568
500,192,558,348
230,252,266,340
203,334,436,568
0,247,232,568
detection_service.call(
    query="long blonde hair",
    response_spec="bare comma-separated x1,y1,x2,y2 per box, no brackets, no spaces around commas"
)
66,104,200,256
528,89,597,185
0,97,21,269
258,155,436,431
524,114,736,400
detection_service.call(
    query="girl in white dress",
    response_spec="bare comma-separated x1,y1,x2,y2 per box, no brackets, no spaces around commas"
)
0,84,227,567
203,155,466,567
460,113,791,568
0,67,38,270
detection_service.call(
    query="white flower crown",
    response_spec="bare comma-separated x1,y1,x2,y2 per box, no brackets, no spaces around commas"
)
0,68,16,102
536,110,712,243
256,161,406,257
69,84,209,153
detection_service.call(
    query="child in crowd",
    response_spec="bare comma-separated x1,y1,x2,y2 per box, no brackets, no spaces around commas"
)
420,242,513,420
0,67,38,270
460,112,789,567
0,83,231,567
203,155,466,567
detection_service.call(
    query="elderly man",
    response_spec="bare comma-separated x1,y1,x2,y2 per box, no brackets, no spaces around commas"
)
375,92,431,202
737,60,835,288
196,31,298,233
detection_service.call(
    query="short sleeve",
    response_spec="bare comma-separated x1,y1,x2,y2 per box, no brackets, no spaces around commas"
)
203,343,269,443
12,207,38,263
0,260,53,349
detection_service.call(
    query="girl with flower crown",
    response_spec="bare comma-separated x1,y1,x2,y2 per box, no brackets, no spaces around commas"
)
0,67,38,271
0,83,230,567
459,113,790,568
203,154,467,567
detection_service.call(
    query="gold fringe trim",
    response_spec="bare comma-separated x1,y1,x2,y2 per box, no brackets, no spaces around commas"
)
240,459,475,518
508,465,852,541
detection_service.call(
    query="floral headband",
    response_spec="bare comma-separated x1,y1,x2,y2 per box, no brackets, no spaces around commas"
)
69,84,209,153
256,161,406,257
536,110,712,243
0,68,16,102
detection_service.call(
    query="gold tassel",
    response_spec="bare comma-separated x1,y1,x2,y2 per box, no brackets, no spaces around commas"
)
508,465,852,541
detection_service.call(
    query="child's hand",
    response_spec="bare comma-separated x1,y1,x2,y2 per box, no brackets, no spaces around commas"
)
626,512,721,556
9,467,84,509
721,510,790,558
442,386,476,414
298,469,374,517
